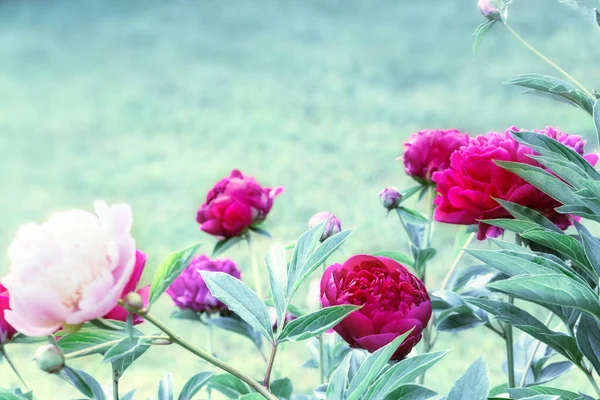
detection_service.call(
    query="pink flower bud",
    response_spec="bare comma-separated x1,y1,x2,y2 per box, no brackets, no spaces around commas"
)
167,255,241,314
196,170,283,239
379,187,402,211
321,255,432,360
478,0,506,21
308,212,342,242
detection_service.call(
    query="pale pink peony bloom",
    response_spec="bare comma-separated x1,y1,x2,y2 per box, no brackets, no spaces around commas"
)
2,201,137,336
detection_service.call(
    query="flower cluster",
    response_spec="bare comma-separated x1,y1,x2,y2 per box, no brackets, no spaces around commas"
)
432,127,597,239
196,170,283,239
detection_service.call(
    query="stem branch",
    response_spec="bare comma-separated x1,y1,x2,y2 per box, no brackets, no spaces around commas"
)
112,367,120,400
141,312,277,400
264,343,279,389
505,24,594,98
506,296,516,388
439,232,476,291
519,312,553,387
587,371,600,397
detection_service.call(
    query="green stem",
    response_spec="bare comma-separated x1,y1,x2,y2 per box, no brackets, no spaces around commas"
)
505,24,594,99
113,367,120,400
247,235,264,299
439,232,476,291
207,324,215,400
519,312,553,387
318,335,325,384
64,336,170,359
506,296,516,388
142,311,278,400
587,371,600,397
1,346,29,389
263,343,279,389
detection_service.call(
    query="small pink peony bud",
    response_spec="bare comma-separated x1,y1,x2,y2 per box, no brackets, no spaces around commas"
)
308,212,342,242
478,0,506,21
379,188,402,211
35,344,64,374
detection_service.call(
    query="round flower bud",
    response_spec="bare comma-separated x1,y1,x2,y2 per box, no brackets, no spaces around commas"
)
167,255,242,314
308,212,342,242
321,255,431,360
196,170,284,239
379,188,402,211
35,344,64,374
122,292,144,312
432,126,599,240
403,129,469,184
478,0,506,21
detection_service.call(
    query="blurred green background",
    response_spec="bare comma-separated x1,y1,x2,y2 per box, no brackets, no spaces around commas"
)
1,0,599,398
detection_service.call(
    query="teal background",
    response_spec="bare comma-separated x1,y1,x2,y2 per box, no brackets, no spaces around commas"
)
0,0,599,398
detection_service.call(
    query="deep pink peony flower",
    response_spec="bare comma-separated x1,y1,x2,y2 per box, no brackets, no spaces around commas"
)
167,255,241,314
103,251,150,325
308,211,342,242
196,170,283,239
0,284,17,344
403,129,469,184
432,127,598,240
320,255,431,360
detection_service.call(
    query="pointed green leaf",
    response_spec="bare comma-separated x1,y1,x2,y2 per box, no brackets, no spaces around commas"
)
445,356,489,400
507,386,581,400
265,242,288,331
59,367,106,400
158,373,174,400
278,305,360,343
201,271,273,341
383,384,437,400
576,314,600,375
149,243,201,306
177,372,214,400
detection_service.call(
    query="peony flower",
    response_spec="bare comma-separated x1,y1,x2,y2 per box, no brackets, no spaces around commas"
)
403,129,469,184
167,255,241,314
308,212,342,242
379,187,402,211
196,170,283,239
0,285,17,344
433,127,598,240
103,250,150,325
320,255,431,360
2,201,138,336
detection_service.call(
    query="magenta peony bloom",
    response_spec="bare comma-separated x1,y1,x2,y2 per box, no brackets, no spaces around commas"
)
308,211,342,242
3,201,138,336
103,250,150,325
379,187,403,211
403,129,469,184
0,285,17,344
167,255,241,314
320,255,431,360
196,170,284,239
433,127,598,240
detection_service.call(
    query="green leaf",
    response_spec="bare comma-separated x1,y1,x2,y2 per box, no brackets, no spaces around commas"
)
509,130,600,180
466,298,583,364
238,395,264,400
371,250,414,267
104,337,150,377
452,264,495,291
326,352,351,400
504,74,595,114
383,384,437,400
278,305,360,343
122,390,136,400
201,271,273,341
177,371,214,400
517,396,559,400
576,314,600,375
397,207,428,225
208,315,263,349
265,242,288,332
0,389,25,400
149,243,201,306
480,218,540,234
595,99,600,145
435,305,485,332
58,328,129,357
158,373,174,400
488,274,600,322
345,331,413,400
213,236,244,257
59,367,106,400
575,220,600,278
445,356,489,400
289,228,353,296
507,386,581,400
270,378,293,400
207,375,250,398
366,350,449,400
170,309,201,321
473,19,496,54
494,198,562,233
7,334,47,345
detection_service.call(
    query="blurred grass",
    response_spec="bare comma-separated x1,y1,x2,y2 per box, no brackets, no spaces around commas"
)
0,0,599,398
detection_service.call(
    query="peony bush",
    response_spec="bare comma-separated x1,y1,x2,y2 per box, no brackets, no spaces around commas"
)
2,2,600,400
